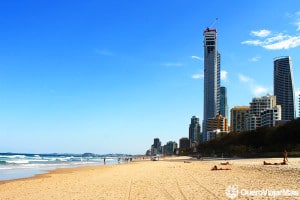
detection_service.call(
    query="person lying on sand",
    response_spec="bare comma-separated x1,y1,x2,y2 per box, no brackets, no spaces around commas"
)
220,161,230,165
263,159,287,165
211,165,231,170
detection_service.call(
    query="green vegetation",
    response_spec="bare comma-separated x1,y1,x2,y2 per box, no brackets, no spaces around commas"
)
197,118,300,158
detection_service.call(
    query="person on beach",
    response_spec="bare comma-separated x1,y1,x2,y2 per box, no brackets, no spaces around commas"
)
283,150,288,162
103,157,106,165
220,161,230,165
263,159,287,165
211,165,231,170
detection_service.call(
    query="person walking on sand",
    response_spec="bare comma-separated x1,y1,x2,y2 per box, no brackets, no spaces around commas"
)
283,150,288,162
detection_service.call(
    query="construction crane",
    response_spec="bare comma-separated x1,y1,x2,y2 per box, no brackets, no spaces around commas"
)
207,18,218,30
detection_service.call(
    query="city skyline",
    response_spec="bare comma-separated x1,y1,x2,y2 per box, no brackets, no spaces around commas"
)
0,1,300,154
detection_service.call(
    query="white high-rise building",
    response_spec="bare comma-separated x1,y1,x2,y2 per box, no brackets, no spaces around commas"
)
261,105,282,127
248,94,277,131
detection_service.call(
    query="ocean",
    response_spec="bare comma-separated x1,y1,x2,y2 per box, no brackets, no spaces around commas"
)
0,153,124,181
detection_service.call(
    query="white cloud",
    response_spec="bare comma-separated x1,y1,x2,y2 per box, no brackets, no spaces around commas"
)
262,35,300,50
249,56,261,62
242,12,300,50
161,62,183,67
238,74,269,96
242,33,300,50
251,29,271,37
191,56,203,61
192,73,204,79
292,11,300,31
221,70,228,81
238,74,252,83
241,40,263,46
253,86,268,96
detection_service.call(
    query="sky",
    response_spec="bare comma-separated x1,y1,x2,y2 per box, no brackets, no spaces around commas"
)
0,0,299,155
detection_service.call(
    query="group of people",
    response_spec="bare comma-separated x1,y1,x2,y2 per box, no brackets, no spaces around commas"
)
211,150,289,170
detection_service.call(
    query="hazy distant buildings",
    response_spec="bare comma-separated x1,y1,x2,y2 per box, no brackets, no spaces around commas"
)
189,116,201,146
220,86,228,118
230,106,250,132
163,141,177,155
203,28,220,141
179,137,190,150
274,56,295,121
151,138,162,155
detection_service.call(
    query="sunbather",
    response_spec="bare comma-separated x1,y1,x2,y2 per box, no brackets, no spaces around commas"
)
211,165,231,170
263,159,287,165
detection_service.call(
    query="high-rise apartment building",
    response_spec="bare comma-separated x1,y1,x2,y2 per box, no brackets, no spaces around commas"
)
274,56,295,121
203,28,220,141
220,86,228,118
206,114,228,140
261,105,281,128
248,94,277,131
189,116,201,146
206,114,228,132
230,106,250,132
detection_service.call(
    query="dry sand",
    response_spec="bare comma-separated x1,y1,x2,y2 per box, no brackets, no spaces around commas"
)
0,157,299,200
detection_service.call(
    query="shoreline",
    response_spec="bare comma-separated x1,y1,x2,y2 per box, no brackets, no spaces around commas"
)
1,157,299,199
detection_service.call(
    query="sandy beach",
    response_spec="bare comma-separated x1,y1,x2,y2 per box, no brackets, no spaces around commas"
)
0,157,299,200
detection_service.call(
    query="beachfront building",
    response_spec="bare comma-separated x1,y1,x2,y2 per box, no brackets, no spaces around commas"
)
220,86,228,118
248,94,277,131
151,138,162,155
163,141,178,155
261,105,282,128
230,106,250,132
274,56,295,121
203,28,220,142
189,116,201,146
205,114,229,140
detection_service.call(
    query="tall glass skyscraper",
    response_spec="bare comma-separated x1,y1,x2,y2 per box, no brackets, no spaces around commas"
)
274,56,295,121
203,28,220,141
220,86,228,118
189,116,201,146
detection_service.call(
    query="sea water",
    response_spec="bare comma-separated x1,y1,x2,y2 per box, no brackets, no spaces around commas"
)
0,153,122,181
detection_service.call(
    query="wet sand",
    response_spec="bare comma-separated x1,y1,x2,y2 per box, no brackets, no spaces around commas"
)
0,157,299,199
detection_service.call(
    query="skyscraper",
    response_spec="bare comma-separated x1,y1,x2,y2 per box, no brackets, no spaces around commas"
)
189,116,201,146
274,56,295,121
203,28,220,141
220,86,228,118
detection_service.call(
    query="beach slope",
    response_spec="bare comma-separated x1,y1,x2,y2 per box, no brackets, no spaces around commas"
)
0,157,299,199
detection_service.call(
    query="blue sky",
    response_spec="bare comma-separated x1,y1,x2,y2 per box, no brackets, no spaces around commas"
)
0,1,299,154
